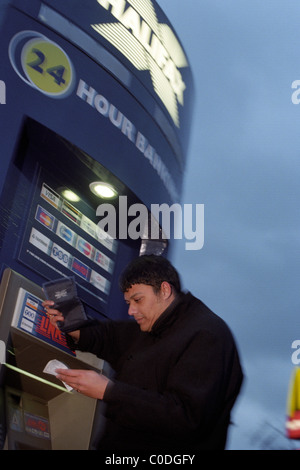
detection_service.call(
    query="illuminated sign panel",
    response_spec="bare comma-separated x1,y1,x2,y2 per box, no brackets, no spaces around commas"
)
35,0,194,148
92,0,187,127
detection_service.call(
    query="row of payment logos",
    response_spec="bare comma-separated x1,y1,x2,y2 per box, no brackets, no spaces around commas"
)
31,205,111,295
37,203,114,272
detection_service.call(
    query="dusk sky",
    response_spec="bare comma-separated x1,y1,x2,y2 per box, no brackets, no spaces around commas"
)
158,0,300,449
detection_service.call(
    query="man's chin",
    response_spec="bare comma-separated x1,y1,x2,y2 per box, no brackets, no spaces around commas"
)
138,322,149,332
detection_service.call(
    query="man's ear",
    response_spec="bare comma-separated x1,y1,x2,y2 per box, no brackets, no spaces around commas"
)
161,281,173,300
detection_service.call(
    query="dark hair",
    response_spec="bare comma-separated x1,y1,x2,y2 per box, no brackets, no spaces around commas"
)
119,255,181,294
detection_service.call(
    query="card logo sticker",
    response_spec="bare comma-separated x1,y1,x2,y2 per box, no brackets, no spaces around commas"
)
61,200,82,225
71,257,90,281
56,221,76,246
35,205,56,231
51,243,72,268
29,228,52,254
76,237,94,260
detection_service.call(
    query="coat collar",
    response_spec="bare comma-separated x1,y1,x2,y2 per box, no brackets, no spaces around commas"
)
150,291,192,336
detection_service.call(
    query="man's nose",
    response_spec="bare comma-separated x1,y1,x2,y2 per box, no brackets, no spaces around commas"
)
128,303,137,316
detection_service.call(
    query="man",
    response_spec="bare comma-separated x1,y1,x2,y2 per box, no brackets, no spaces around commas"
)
43,255,243,451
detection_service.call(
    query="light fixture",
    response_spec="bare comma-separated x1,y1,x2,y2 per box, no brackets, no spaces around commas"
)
61,189,81,202
89,181,118,199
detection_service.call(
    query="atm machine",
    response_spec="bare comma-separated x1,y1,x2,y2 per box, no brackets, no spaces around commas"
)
0,0,194,449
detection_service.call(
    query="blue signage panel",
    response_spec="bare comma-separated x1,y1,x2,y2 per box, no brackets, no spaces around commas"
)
0,0,194,321
9,0,194,155
1,5,185,206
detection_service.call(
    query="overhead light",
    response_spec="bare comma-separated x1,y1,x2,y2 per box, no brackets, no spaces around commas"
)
61,189,81,202
89,182,118,199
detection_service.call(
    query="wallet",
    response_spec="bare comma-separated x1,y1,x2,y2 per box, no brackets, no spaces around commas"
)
43,276,89,333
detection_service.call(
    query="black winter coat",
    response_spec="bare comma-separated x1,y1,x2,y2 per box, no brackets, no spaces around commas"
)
76,292,243,451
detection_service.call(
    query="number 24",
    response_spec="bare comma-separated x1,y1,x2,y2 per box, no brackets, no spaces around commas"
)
27,48,66,86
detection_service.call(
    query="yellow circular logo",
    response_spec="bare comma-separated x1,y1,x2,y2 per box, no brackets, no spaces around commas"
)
21,37,74,97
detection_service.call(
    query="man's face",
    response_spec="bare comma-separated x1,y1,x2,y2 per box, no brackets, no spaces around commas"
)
124,283,167,332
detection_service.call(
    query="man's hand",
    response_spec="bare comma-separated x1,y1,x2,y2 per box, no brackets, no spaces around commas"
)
56,368,111,400
42,300,80,341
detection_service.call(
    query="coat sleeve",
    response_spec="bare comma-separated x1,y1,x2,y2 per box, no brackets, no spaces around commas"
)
73,320,140,368
102,328,243,441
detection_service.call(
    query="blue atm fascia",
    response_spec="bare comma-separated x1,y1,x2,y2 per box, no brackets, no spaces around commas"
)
0,0,194,450
0,0,194,324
